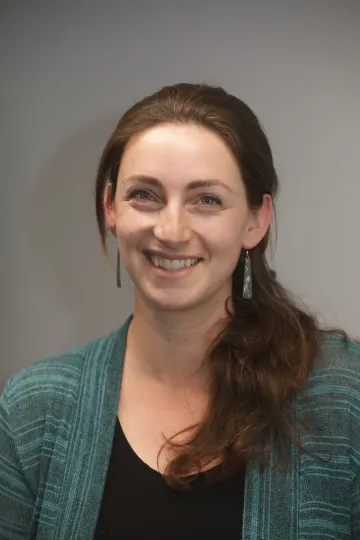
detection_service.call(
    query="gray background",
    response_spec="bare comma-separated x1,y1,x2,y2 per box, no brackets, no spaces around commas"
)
1,0,359,389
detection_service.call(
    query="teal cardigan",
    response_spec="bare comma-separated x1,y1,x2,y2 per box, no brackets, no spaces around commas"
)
1,315,360,539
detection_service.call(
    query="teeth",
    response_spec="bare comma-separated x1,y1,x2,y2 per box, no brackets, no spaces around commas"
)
150,255,199,270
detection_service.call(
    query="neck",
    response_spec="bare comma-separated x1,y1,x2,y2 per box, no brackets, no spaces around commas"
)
126,293,231,391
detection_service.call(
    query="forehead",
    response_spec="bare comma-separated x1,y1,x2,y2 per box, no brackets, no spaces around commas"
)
118,123,242,186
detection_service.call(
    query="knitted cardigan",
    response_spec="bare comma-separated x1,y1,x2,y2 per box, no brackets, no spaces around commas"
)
1,315,360,539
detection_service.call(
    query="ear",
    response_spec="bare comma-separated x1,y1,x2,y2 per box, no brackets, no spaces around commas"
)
242,194,273,250
104,183,117,237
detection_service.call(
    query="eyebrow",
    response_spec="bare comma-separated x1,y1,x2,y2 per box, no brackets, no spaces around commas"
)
122,175,233,193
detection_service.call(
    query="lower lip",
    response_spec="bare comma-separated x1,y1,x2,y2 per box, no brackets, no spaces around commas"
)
144,253,201,278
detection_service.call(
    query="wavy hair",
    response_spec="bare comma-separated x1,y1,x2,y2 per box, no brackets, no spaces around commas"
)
95,83,347,489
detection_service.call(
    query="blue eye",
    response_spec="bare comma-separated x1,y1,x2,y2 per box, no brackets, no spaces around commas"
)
129,189,154,201
199,195,221,206
127,190,221,207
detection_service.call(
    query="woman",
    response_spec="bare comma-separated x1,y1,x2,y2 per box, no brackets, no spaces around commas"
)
1,83,359,540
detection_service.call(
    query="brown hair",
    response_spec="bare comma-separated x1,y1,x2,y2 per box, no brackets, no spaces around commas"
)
95,83,347,489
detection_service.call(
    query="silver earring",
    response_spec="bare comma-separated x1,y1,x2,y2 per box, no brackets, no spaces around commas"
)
242,250,252,299
116,249,121,288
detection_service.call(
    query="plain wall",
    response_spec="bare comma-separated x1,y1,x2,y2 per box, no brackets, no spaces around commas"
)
1,0,359,389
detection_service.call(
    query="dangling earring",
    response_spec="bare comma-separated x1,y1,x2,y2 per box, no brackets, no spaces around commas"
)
116,248,121,288
242,250,252,299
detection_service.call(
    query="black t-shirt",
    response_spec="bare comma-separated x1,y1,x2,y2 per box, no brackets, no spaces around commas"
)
94,419,245,539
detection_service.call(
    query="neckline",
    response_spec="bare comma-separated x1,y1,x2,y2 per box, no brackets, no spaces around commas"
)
115,416,222,481
116,417,164,477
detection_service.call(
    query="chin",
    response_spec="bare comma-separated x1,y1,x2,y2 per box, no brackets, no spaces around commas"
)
143,291,201,312
152,299,196,312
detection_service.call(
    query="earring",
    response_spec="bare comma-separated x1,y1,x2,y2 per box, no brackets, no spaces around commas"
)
242,250,252,299
116,248,121,288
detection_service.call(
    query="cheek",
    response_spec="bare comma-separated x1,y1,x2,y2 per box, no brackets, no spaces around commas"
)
207,224,244,270
115,210,152,251
206,221,243,251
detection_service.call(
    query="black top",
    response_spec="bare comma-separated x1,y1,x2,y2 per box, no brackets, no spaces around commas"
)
94,419,245,539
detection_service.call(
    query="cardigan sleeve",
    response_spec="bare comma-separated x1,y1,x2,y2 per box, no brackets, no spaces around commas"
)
0,384,36,540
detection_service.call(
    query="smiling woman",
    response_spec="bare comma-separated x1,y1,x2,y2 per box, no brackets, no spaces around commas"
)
1,83,360,540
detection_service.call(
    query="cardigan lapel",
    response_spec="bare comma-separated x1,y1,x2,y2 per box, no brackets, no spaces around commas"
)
52,315,132,540
242,433,299,539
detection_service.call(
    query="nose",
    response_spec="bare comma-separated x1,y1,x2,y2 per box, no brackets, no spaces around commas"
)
153,205,192,247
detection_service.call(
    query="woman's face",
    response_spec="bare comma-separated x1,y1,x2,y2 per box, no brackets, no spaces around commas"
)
105,123,272,312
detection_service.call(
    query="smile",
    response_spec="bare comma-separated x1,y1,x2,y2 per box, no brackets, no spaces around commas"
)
145,252,202,272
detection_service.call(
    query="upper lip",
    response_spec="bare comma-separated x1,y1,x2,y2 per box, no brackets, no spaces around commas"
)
145,250,202,261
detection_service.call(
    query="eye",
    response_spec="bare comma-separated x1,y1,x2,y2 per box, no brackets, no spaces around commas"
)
198,195,222,206
128,189,155,202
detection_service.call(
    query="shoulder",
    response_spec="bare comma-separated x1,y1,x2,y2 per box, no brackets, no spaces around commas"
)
305,332,360,399
3,344,85,417
305,333,360,448
0,326,123,502
0,320,129,495
310,332,360,383
1,325,123,422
